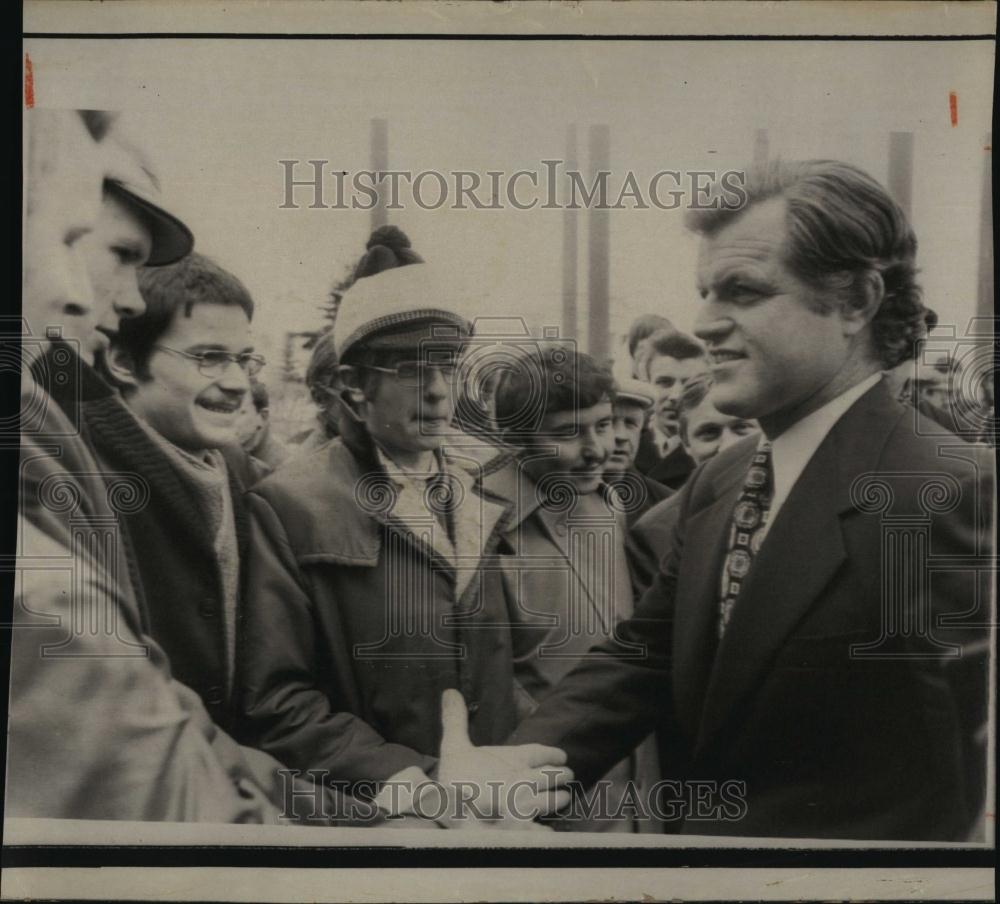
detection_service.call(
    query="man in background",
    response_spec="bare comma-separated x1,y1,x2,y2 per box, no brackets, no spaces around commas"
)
235,380,290,470
287,328,342,454
632,330,707,490
625,314,675,380
628,374,757,595
602,377,671,527
677,373,758,466
488,348,661,833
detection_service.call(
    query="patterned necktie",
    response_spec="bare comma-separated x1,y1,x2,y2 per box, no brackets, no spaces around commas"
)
718,442,773,638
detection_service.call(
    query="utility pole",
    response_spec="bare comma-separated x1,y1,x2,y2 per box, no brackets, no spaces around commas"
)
561,124,579,343
587,124,611,363
887,131,915,219
752,128,769,167
976,134,993,323
370,117,389,231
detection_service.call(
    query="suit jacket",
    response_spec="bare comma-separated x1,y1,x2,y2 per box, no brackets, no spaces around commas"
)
510,381,993,840
634,430,696,492
238,425,519,786
627,491,682,597
606,466,673,528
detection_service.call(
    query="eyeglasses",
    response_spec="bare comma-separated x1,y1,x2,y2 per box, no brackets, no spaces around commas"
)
361,361,459,387
153,345,266,377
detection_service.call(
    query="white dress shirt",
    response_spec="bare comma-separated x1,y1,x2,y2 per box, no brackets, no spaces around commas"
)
651,423,679,457
765,373,882,530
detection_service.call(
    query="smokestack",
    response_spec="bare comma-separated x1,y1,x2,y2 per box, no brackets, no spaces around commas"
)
561,124,579,343
370,118,389,230
887,131,915,219
587,124,611,362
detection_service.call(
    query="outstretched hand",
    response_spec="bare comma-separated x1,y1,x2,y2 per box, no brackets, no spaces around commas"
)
431,689,573,831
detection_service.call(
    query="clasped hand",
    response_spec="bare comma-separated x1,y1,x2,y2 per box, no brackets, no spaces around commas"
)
422,689,572,831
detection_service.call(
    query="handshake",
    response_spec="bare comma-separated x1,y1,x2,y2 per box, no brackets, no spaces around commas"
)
382,689,573,832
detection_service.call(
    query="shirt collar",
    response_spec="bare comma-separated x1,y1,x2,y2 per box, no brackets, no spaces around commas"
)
767,373,882,518
650,423,678,457
373,444,442,487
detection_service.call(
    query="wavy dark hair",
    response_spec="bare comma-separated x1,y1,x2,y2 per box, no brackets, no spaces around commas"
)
116,252,255,379
494,345,615,444
686,159,936,368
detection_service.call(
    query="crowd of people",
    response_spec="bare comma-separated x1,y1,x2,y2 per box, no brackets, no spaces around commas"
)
10,109,994,840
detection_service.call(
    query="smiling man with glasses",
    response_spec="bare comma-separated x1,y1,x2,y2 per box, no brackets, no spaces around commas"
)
90,251,268,730
151,344,267,377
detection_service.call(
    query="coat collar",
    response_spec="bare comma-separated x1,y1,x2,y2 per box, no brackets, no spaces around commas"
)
266,434,515,600
444,447,515,605
82,389,239,551
482,461,627,629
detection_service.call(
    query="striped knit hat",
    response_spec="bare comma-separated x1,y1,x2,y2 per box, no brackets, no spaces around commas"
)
335,262,472,362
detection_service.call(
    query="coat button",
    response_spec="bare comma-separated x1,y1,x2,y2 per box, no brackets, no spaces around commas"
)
467,701,480,716
199,598,217,618
205,685,225,706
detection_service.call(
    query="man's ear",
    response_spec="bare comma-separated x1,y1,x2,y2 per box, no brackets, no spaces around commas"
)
839,270,885,337
335,366,370,414
104,345,142,391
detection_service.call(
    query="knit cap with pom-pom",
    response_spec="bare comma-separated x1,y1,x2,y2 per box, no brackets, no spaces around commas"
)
353,225,424,281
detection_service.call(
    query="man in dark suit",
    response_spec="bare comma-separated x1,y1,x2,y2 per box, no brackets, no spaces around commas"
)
632,330,707,491
503,159,992,841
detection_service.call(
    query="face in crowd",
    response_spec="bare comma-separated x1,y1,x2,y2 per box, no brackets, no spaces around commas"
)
694,198,872,437
23,110,105,365
356,350,459,465
80,189,154,362
681,393,757,464
234,392,267,451
915,377,949,411
110,302,255,451
648,352,705,437
523,399,614,496
605,400,647,474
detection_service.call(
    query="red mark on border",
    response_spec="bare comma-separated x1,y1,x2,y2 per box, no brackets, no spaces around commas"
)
24,53,34,108
949,91,958,127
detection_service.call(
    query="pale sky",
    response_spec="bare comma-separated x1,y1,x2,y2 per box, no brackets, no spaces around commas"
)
25,37,995,379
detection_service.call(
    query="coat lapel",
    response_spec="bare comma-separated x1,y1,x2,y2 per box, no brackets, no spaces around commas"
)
447,451,512,605
381,472,458,569
478,459,619,628
515,474,616,630
695,439,847,752
693,381,900,753
670,445,754,738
